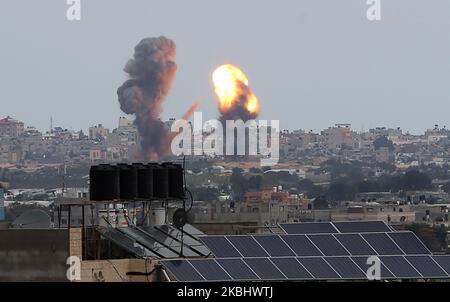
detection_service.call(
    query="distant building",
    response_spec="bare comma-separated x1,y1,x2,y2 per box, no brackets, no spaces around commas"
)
118,117,133,128
322,124,356,150
89,147,107,162
191,199,309,231
89,124,110,141
375,147,394,164
245,186,310,207
297,202,416,224
0,116,24,137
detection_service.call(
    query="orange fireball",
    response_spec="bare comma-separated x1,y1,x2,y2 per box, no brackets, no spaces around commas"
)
212,64,260,115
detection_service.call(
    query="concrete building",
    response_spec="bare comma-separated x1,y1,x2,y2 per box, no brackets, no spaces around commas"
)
375,146,394,164
294,202,416,224
89,147,108,162
0,116,24,138
118,117,133,128
89,124,110,141
322,124,356,150
191,198,311,234
412,204,450,225
331,203,416,223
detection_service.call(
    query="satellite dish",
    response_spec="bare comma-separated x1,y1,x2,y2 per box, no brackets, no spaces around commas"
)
172,208,187,229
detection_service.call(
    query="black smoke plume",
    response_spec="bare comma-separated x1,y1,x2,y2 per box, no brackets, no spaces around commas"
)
117,36,177,160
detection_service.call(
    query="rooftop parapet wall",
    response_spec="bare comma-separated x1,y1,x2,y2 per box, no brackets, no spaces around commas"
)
0,229,70,281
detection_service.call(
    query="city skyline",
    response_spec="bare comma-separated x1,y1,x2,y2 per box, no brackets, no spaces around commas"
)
1,1,450,134
2,114,448,136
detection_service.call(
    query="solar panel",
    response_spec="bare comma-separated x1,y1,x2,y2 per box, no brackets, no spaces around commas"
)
135,226,204,257
281,235,323,256
162,223,450,282
332,221,391,233
118,227,182,258
381,256,422,279
152,225,211,256
226,236,269,257
325,257,366,279
432,256,450,276
162,260,204,281
351,256,395,279
388,232,431,255
297,257,341,279
280,222,338,234
244,258,286,280
199,236,241,258
334,234,377,256
215,258,259,280
253,235,296,257
270,258,314,280
307,234,349,256
189,259,232,281
96,226,159,259
180,224,205,237
361,233,404,255
405,256,448,278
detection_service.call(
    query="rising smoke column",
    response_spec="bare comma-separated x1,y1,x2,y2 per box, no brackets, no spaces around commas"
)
117,37,177,160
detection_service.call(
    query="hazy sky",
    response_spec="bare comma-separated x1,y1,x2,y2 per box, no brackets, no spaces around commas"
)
1,0,449,134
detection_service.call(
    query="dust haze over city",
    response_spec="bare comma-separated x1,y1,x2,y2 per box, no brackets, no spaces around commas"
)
1,0,450,290
1,0,450,133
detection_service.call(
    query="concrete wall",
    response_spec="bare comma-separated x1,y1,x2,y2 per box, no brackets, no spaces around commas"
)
80,259,163,282
0,229,70,281
193,222,259,235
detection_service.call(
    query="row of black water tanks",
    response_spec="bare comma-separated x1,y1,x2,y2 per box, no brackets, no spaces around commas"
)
89,163,185,201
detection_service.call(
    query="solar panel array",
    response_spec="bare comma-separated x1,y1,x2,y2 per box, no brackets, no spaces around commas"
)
198,231,431,258
161,255,450,281
279,221,392,234
161,221,450,281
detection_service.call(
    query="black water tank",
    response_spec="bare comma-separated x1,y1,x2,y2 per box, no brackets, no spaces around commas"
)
133,163,154,199
151,163,168,199
163,163,185,199
89,164,120,201
117,164,138,200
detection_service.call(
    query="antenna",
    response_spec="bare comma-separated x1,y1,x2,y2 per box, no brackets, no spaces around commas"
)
60,162,67,197
50,116,53,133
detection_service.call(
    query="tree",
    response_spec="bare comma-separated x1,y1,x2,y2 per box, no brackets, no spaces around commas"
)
192,187,220,201
357,180,381,192
230,168,247,198
442,182,450,194
373,136,394,151
248,175,262,191
326,181,357,201
262,171,298,187
321,159,364,181
401,170,432,191
313,196,329,209
297,179,323,198
249,167,262,174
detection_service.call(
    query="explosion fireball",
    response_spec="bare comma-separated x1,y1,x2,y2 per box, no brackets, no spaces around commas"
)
212,64,260,121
